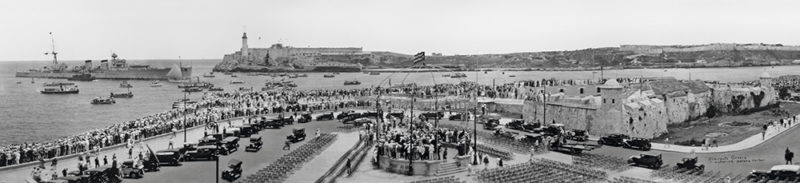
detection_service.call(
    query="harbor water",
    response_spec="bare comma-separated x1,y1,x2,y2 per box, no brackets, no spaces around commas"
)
1,59,799,146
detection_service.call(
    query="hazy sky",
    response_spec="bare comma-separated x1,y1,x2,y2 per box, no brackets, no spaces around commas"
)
1,0,799,61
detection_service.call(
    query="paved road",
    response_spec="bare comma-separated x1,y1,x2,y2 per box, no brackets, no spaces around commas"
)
436,116,800,176
122,116,354,183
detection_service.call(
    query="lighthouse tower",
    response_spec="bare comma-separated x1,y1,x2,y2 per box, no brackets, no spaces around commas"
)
241,32,249,60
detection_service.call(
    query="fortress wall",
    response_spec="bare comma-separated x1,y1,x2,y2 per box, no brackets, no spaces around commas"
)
712,86,778,113
482,102,524,115
621,101,669,138
522,100,596,132
661,91,712,124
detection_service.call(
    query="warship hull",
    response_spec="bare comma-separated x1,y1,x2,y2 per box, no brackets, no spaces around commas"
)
15,68,192,80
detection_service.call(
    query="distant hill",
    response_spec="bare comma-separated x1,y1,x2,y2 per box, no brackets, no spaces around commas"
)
215,43,800,71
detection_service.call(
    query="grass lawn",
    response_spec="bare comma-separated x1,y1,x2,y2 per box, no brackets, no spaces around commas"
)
652,102,800,146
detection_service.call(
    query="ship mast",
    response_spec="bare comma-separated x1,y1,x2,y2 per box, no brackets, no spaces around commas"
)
45,32,58,65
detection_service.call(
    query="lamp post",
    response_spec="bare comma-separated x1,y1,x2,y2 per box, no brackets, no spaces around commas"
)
184,91,188,143
473,59,479,165
408,86,415,175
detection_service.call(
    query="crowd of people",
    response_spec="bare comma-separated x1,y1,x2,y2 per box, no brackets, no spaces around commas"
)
0,87,384,170
374,117,474,162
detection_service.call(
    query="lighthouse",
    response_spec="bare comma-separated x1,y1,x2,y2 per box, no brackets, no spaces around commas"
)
241,32,249,60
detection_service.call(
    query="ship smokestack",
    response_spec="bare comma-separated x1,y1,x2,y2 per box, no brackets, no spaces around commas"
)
84,60,92,71
100,60,109,70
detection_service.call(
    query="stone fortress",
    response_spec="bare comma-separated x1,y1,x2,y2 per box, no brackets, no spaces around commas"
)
621,43,800,54
519,73,778,138
215,32,366,72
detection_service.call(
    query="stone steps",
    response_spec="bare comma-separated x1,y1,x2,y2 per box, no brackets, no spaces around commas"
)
436,162,467,176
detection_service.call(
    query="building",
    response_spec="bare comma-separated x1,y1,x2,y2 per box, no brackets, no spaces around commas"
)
521,74,777,138
216,32,364,71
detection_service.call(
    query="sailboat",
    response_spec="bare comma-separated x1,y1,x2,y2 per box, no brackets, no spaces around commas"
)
110,87,134,98
166,64,189,83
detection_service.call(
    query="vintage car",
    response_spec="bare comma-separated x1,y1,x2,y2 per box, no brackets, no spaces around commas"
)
184,145,218,161
598,134,630,146
676,156,705,172
336,111,357,120
276,116,294,125
263,118,284,129
246,135,263,152
155,149,183,165
79,166,122,183
418,112,444,120
298,113,313,123
505,119,526,131
628,153,663,169
493,129,518,140
120,160,145,179
344,118,372,126
222,159,243,181
238,125,256,137
565,129,589,141
287,128,307,143
178,142,198,155
749,165,800,181
448,112,468,121
317,112,335,121
483,119,501,130
220,137,240,155
623,138,652,151
224,128,241,138
361,111,380,118
387,111,405,120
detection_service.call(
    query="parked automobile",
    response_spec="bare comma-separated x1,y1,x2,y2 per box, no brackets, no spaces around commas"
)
336,111,357,120
598,134,630,146
540,123,565,136
676,156,705,172
387,111,405,120
418,112,444,120
362,111,380,118
316,112,335,121
287,128,306,143
220,137,240,155
224,127,241,138
184,145,218,161
448,112,468,121
155,149,183,166
178,142,198,155
483,119,501,130
628,153,663,169
246,135,263,152
222,159,243,181
263,119,284,129
77,166,122,183
749,165,800,181
298,113,312,123
238,125,256,137
345,118,372,126
493,129,517,140
505,119,526,131
565,129,589,141
120,160,144,179
623,138,652,151
520,134,544,145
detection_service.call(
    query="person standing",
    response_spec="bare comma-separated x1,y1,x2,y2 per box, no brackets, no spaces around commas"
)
346,158,352,175
442,148,448,162
786,147,794,165
103,155,108,165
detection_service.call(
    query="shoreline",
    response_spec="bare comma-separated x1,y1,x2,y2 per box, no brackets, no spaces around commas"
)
213,64,800,73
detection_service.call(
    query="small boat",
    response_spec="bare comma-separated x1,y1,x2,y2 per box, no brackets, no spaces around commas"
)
183,87,203,92
202,72,216,78
119,81,133,88
369,72,380,75
442,74,450,77
230,74,238,78
150,81,163,87
40,83,79,94
208,87,224,91
31,78,34,84
297,74,308,77
230,80,245,84
223,72,232,75
450,73,467,78
172,100,197,109
288,74,298,78
333,72,340,75
323,74,335,78
509,75,516,77
344,80,361,85
67,73,96,81
91,97,115,104
287,83,298,87
43,82,75,87
278,73,287,77
110,92,133,98
238,87,253,92
16,81,22,84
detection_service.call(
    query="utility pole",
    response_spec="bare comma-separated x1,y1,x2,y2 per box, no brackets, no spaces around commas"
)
473,58,479,165
408,85,415,175
184,91,188,143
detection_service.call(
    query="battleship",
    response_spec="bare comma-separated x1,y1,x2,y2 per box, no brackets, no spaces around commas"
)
15,33,192,80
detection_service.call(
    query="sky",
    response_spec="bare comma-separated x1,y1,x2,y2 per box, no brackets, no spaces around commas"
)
1,0,799,61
